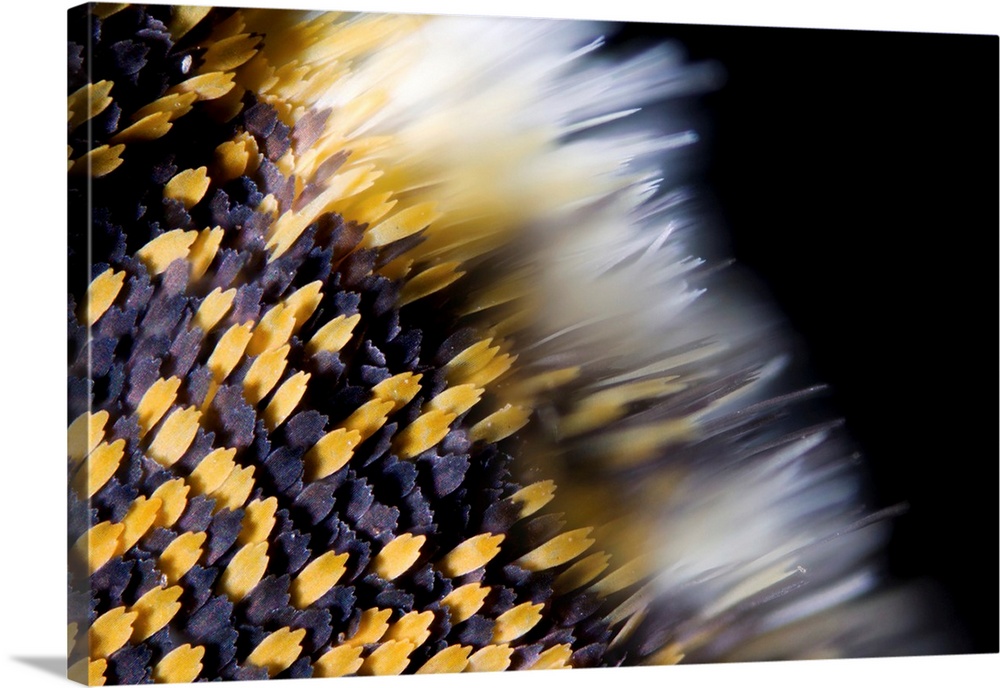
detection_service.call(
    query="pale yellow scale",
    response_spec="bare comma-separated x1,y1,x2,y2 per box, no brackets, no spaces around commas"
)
306,314,361,355
438,533,505,578
110,111,174,144
371,533,425,581
427,384,483,417
264,371,312,430
595,418,695,469
188,227,225,280
359,202,441,249
358,640,415,676
527,644,573,670
398,261,465,307
243,344,291,406
213,136,256,184
163,167,212,210
166,71,236,101
197,33,262,73
159,531,207,585
150,479,189,528
192,288,237,334
457,272,532,316
492,602,544,644
339,190,396,227
136,229,198,275
553,552,612,595
371,372,423,411
469,404,531,444
129,586,183,642
133,91,198,123
393,409,456,460
70,439,124,499
247,305,296,357
514,527,596,573
188,447,238,495
383,610,434,647
238,497,278,545
282,281,324,332
71,521,123,575
146,407,200,467
206,323,254,382
246,628,307,678
443,339,500,386
218,541,269,602
416,645,472,674
79,268,125,327
291,552,349,608
115,496,162,554
508,480,557,519
88,606,137,659
466,644,514,672
68,80,113,130
313,645,364,678
342,399,396,442
210,464,256,512
153,644,206,683
135,377,181,437
304,428,361,481
70,144,125,177
589,556,650,598
344,608,392,646
643,643,686,666
440,583,490,624
67,410,109,464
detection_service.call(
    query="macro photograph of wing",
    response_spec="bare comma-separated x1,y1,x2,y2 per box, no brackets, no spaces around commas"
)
62,2,996,685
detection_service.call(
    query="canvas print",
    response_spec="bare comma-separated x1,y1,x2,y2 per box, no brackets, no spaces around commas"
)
67,3,995,685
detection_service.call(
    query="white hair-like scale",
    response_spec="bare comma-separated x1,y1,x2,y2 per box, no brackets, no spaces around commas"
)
316,14,938,661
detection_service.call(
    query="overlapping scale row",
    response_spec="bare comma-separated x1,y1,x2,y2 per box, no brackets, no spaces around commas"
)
67,5,665,684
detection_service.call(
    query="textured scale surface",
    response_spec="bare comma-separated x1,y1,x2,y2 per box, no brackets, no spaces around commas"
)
67,3,933,685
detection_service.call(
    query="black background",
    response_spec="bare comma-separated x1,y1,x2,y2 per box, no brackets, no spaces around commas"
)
613,24,997,653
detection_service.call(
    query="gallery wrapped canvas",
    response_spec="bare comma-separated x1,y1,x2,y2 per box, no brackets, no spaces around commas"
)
66,3,994,685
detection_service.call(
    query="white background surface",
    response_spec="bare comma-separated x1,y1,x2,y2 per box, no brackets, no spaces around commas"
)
1,0,996,686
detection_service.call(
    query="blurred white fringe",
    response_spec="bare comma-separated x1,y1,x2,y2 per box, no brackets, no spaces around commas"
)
317,14,943,660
